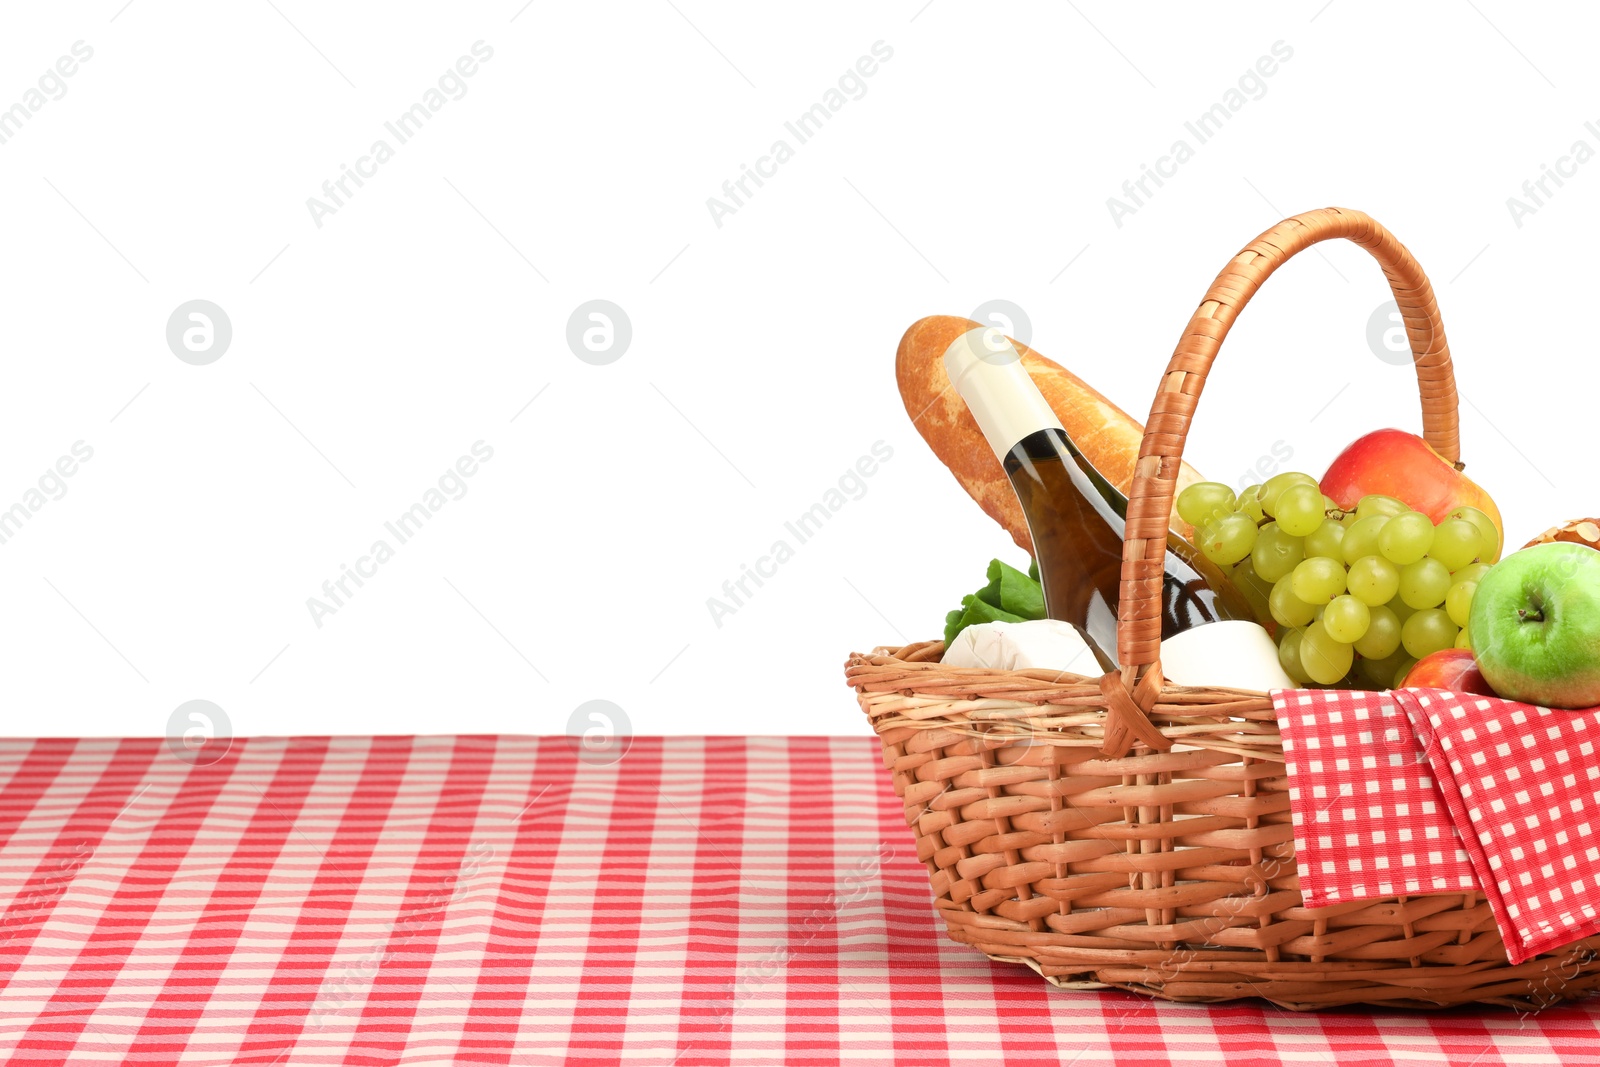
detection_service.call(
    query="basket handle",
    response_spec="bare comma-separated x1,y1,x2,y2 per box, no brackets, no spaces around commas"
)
1115,207,1461,676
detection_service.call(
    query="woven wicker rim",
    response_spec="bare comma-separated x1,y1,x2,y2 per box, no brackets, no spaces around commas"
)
1114,207,1460,675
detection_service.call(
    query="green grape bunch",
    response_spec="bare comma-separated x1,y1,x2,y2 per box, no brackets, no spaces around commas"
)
1180,472,1498,690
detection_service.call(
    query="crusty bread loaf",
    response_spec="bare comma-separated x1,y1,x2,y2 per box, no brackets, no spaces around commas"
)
1524,519,1600,551
897,315,1203,556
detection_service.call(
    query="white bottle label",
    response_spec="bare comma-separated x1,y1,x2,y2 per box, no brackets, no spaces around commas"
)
942,327,1064,459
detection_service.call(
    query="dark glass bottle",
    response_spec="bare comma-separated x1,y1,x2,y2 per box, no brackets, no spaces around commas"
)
1004,425,1255,670
945,327,1255,671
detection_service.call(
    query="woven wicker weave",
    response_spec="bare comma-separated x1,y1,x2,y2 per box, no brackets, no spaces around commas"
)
847,208,1600,1010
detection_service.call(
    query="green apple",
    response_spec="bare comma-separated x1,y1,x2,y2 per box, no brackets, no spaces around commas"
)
1470,542,1600,708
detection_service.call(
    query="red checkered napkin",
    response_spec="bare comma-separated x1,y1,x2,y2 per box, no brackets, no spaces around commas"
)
1389,687,1600,964
1274,688,1477,907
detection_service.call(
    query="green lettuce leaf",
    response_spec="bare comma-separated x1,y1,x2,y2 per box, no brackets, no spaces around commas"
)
975,560,1046,621
943,558,1045,645
943,594,1027,645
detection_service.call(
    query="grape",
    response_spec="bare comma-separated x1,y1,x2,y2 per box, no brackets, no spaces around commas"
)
1357,494,1411,520
1323,594,1371,643
1388,597,1418,626
1338,509,1360,528
1276,483,1326,537
1252,522,1306,582
1278,627,1311,684
1392,657,1418,689
1445,579,1477,627
1260,472,1318,517
1178,481,1237,528
1341,515,1391,564
1448,505,1502,563
1346,555,1400,606
1232,557,1274,625
1398,557,1451,609
1301,621,1354,685
1290,556,1346,604
1452,561,1492,587
1353,604,1402,659
1379,512,1436,565
1401,607,1458,659
1304,520,1345,561
1199,512,1258,566
1361,648,1408,687
1270,576,1317,627
1237,485,1266,524
1428,517,1485,571
1455,623,1473,649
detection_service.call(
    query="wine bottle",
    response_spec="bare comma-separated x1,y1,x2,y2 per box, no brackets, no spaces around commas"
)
944,326,1291,688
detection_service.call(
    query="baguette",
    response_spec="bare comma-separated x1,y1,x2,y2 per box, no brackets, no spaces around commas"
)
896,315,1204,556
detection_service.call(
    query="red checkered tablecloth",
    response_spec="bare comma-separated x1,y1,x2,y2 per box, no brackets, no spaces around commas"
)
2,735,1600,1066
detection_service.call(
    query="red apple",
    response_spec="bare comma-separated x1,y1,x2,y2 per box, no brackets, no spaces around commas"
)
1320,428,1505,560
1401,648,1498,697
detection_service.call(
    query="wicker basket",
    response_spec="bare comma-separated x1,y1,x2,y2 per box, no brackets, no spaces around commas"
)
847,207,1600,1011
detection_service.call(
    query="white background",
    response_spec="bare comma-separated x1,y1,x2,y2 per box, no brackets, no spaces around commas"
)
0,1,1592,740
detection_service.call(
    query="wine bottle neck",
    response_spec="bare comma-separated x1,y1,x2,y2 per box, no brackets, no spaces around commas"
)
942,327,1064,459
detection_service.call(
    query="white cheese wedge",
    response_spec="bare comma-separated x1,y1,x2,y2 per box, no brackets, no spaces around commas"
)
942,619,1100,674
